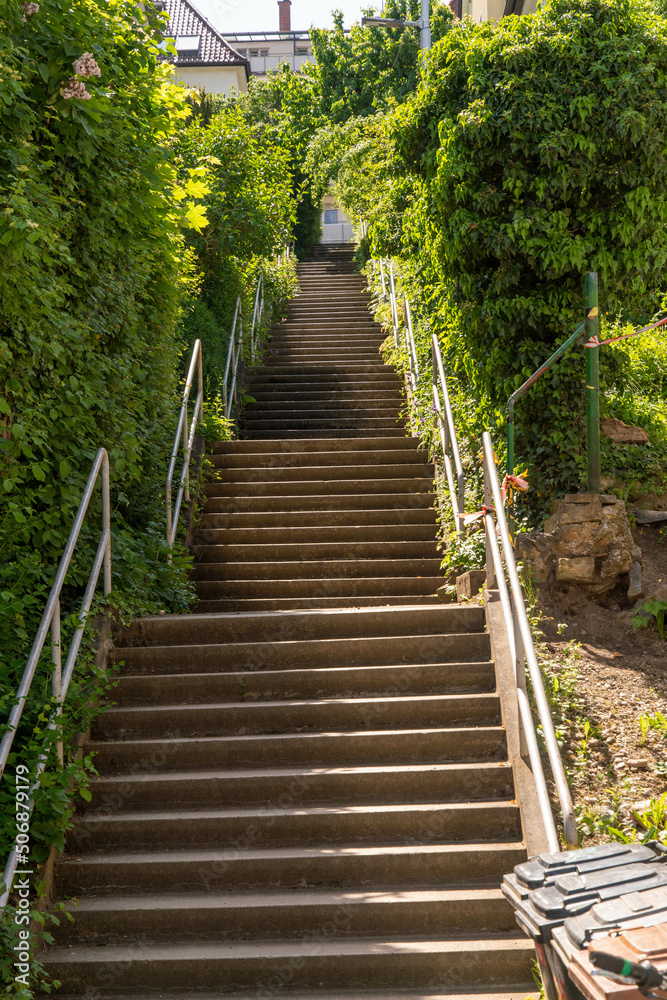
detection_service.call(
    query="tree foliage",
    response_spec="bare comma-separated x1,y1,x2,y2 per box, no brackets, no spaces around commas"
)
314,0,667,503
175,98,297,387
311,1,453,122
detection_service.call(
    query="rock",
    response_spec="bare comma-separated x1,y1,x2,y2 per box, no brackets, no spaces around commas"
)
628,760,650,770
628,561,644,601
517,493,642,597
601,417,650,445
556,556,597,583
455,569,486,601
436,584,455,604
633,509,667,525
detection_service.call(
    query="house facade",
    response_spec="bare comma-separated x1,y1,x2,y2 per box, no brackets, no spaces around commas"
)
222,2,314,80
159,0,249,95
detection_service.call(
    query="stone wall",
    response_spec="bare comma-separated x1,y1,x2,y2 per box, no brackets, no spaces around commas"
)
515,494,643,600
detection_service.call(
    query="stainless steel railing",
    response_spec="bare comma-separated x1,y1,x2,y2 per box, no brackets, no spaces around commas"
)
376,257,465,531
0,447,112,907
432,334,465,532
222,296,243,419
250,275,265,363
166,338,204,548
482,431,577,850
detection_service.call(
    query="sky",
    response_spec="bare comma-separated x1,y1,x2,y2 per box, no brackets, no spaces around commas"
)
194,0,370,34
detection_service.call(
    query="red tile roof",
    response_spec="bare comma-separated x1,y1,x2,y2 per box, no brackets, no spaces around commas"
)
162,0,249,68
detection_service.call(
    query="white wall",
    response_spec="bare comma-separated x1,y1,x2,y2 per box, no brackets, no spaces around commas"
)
172,65,248,94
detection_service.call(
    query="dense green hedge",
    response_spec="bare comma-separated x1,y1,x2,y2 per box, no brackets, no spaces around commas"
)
0,4,302,993
314,0,667,510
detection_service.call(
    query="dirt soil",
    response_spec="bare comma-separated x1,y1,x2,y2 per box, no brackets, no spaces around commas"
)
535,522,667,842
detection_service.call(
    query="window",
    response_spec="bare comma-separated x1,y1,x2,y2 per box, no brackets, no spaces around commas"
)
236,48,247,56
260,48,269,56
296,47,309,54
324,210,339,225
175,35,201,51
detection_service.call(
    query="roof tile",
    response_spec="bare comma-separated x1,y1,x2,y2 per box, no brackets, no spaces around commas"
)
162,0,248,67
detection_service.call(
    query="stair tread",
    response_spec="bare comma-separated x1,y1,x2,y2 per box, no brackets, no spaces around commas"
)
48,992,536,1000
43,936,534,963
67,886,509,912
92,762,509,784
104,692,498,714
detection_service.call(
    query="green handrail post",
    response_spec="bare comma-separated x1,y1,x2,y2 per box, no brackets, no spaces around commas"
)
585,271,600,494
506,401,515,476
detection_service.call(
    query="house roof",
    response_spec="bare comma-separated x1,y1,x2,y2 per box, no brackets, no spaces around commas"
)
162,0,249,72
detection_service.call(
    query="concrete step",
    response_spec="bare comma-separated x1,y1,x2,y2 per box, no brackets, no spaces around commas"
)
207,459,434,478
193,541,440,563
194,578,443,602
247,392,402,404
94,692,501,740
88,760,509,810
115,606,484,647
192,558,443,581
242,430,408,439
111,632,490,674
198,510,437,529
71,799,521,853
56,887,517,945
246,374,399,386
87,725,507,773
56,840,525,897
194,596,444,612
250,365,392,375
242,421,404,433
194,578,444,600
113,660,493,707
49,991,536,1000
202,494,436,513
193,525,439,545
41,934,534,991
211,437,419,454
203,478,433,497
208,447,427,467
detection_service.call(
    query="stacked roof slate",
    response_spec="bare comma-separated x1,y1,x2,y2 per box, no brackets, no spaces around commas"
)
162,0,248,69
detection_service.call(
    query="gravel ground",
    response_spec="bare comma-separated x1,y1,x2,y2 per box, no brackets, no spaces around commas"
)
534,522,667,843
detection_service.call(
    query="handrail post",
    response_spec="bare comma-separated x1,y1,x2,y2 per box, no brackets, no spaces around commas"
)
197,341,204,425
182,395,190,503
483,463,496,589
101,449,111,595
388,262,399,347
506,400,515,476
51,598,63,766
585,271,600,494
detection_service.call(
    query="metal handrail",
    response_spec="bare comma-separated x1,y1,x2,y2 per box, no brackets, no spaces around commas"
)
373,259,465,530
222,296,242,419
388,262,400,348
166,339,204,548
432,334,465,532
482,431,578,850
0,447,112,906
250,275,264,363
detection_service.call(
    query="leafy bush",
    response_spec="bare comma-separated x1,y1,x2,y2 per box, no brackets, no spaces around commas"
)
175,99,298,390
314,0,667,512
0,2,204,987
311,1,453,122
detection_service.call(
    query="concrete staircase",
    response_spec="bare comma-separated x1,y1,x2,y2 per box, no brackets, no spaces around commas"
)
44,244,534,997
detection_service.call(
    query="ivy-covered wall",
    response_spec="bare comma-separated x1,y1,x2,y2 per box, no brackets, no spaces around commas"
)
312,0,667,512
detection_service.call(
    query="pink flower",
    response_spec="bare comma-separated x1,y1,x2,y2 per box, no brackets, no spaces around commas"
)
21,2,39,20
72,52,101,78
61,77,91,101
